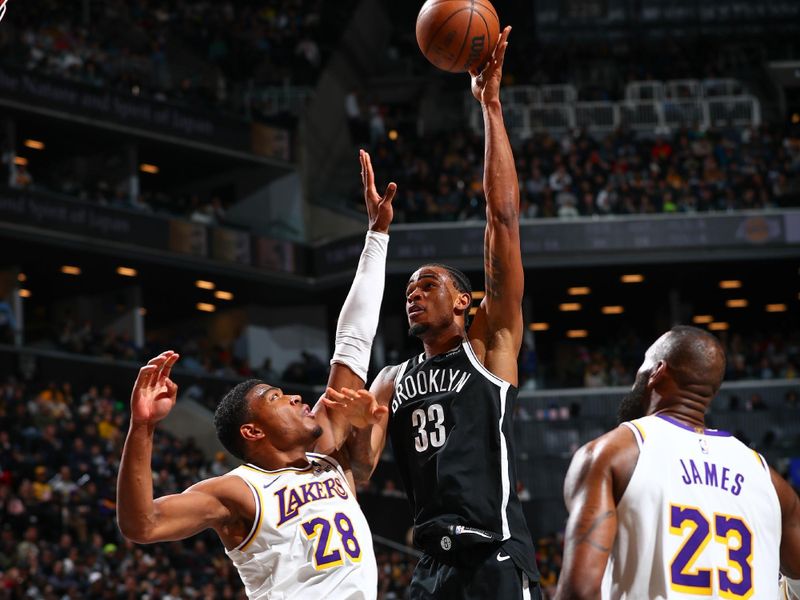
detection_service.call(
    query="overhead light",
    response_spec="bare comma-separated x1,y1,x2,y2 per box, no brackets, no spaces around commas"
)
766,304,787,313
60,265,81,275
719,280,742,289
567,329,589,338
13,156,28,166
559,303,582,312
195,280,215,290
214,290,234,301
469,306,478,316
196,302,216,313
472,291,485,300
568,287,591,296
693,315,713,324
24,139,45,150
17,273,26,282
602,305,624,315
116,266,138,277
726,299,748,308
18,289,31,298
529,322,549,331
388,129,399,141
138,308,147,316
621,274,644,283
709,322,729,331
140,163,159,174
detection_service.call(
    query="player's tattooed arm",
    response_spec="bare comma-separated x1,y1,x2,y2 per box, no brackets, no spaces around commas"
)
554,427,638,600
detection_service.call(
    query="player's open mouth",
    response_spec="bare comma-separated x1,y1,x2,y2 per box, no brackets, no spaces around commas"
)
303,405,313,417
408,305,424,316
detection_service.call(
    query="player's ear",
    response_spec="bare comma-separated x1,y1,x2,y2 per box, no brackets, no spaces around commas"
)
454,292,471,312
648,360,668,388
240,423,265,443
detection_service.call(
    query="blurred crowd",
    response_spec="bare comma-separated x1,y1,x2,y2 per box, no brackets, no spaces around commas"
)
23,312,800,391
520,328,800,390
361,125,800,223
0,0,348,118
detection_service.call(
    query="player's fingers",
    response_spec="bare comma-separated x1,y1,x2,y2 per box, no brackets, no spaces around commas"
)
154,350,175,382
136,365,157,391
364,152,376,191
161,352,180,382
321,397,345,409
373,405,389,418
359,149,367,187
165,379,178,397
383,182,397,205
325,387,349,402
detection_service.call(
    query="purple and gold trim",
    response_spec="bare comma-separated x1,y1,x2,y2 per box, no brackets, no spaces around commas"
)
657,414,731,437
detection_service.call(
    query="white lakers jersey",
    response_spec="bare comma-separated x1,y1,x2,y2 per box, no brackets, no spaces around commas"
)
225,452,377,600
602,414,781,600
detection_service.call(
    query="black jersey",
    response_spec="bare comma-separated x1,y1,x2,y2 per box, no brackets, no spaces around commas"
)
388,340,539,579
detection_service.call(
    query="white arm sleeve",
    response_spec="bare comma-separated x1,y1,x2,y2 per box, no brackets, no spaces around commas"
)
330,230,389,382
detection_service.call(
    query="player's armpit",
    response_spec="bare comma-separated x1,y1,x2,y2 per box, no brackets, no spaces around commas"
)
121,476,245,546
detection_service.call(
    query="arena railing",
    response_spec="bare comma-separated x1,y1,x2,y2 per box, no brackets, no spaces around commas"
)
469,85,761,136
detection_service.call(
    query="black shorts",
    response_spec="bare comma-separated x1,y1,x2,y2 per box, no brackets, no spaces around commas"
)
409,547,542,600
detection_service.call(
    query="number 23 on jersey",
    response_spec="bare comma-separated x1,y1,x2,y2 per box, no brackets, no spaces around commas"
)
670,503,753,598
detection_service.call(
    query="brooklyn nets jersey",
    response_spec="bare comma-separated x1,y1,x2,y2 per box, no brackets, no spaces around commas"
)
224,452,377,600
389,341,539,578
602,414,781,599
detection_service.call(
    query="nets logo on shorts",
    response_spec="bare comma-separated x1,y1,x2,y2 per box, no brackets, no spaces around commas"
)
0,0,8,23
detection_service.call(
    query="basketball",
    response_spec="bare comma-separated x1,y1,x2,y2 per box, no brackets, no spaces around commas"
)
416,0,500,73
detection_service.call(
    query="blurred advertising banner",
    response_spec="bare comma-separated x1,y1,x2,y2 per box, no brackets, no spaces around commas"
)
0,189,168,247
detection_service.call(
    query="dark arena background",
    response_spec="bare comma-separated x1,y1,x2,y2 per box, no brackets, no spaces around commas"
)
1,0,799,598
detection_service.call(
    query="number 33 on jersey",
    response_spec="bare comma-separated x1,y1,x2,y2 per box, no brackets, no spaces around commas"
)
225,453,377,599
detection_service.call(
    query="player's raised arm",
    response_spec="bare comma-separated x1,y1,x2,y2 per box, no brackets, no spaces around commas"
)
310,150,394,455
467,27,525,386
117,352,248,545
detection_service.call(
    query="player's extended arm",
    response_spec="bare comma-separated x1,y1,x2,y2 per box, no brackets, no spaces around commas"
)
771,467,800,578
311,150,394,455
467,27,525,386
336,366,395,485
555,428,637,600
117,352,237,544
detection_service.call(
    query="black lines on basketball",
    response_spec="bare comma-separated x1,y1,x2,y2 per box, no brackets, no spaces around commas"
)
422,6,471,57
448,1,475,72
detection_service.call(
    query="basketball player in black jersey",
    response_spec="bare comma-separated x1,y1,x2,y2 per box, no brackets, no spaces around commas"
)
327,27,542,600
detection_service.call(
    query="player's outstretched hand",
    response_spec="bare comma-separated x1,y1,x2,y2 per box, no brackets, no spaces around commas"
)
130,350,180,425
470,25,511,105
322,386,388,429
360,149,396,234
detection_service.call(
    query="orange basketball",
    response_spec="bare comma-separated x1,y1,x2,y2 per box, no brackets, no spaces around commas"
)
415,0,500,73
